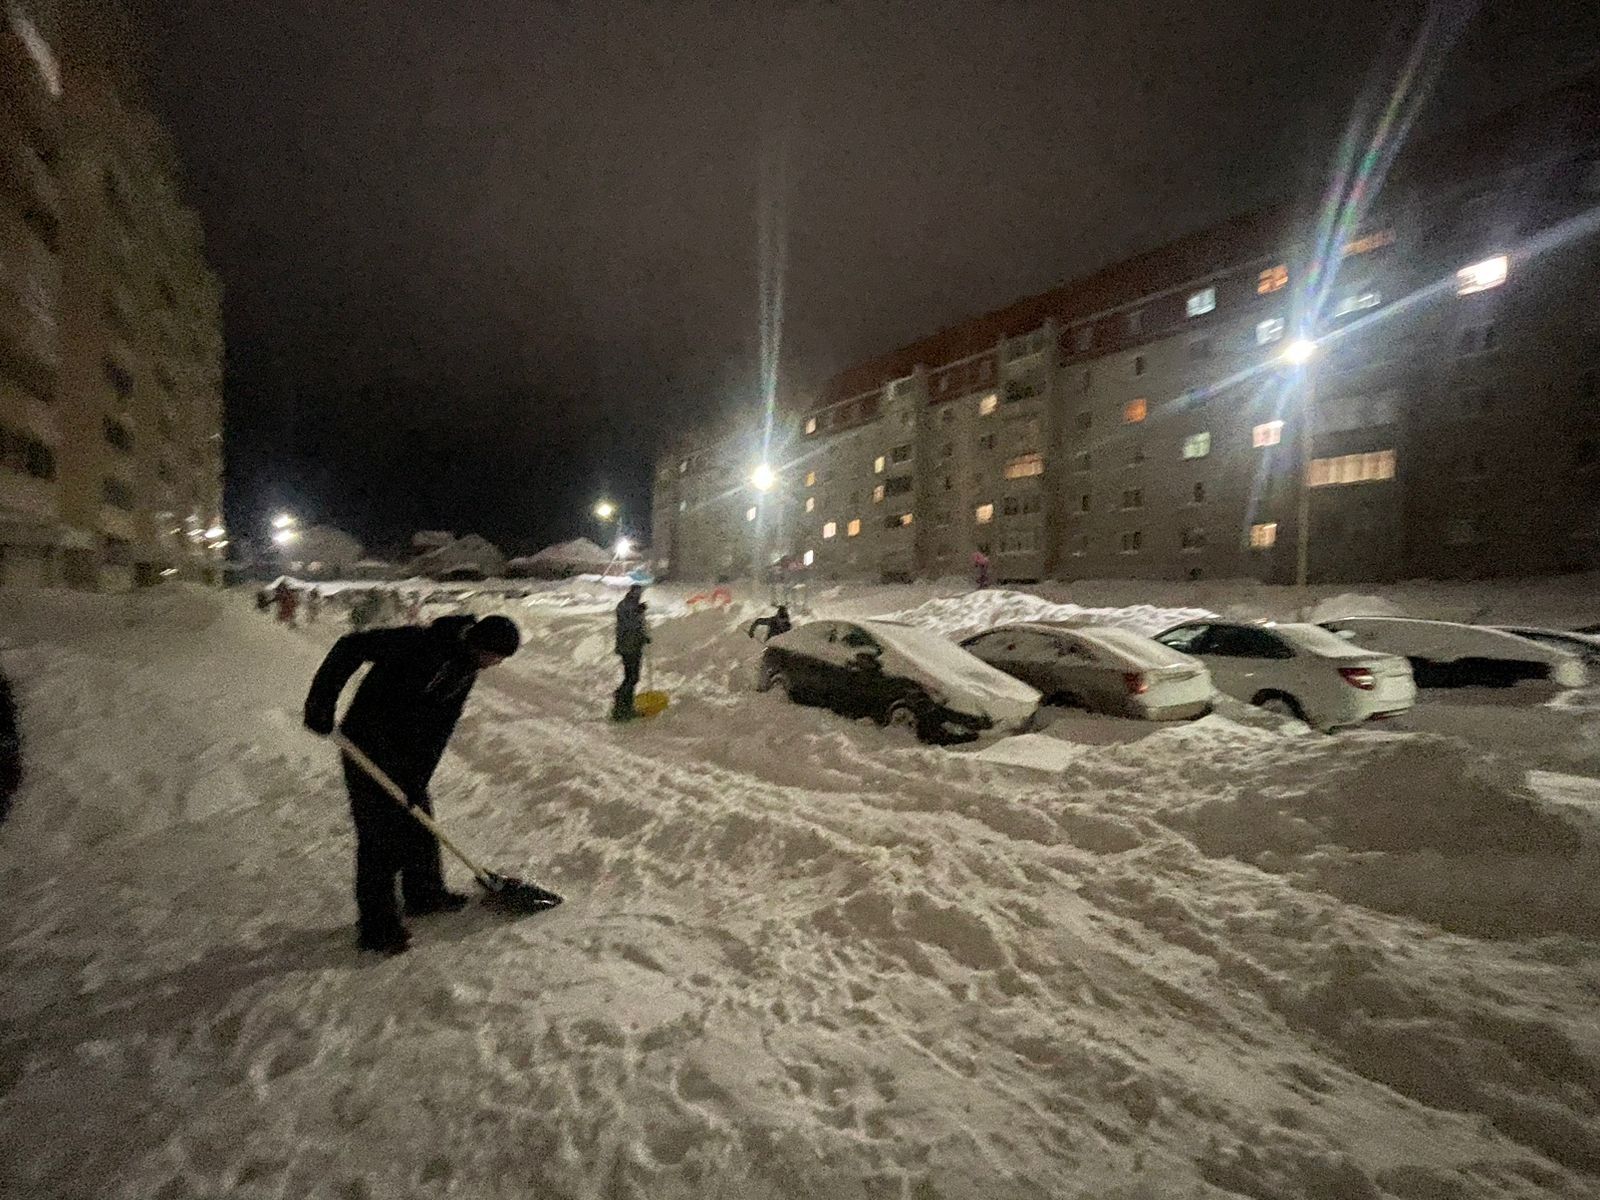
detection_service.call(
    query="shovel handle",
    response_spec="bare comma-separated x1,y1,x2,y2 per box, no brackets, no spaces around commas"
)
329,731,492,885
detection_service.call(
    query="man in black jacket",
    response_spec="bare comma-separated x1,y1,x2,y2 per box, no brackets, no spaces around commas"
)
611,585,649,720
304,613,521,954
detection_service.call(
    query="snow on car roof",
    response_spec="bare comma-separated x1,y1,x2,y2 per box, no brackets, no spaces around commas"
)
984,622,1196,671
860,619,1040,705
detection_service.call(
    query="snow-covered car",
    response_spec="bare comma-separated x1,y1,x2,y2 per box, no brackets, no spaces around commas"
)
958,623,1213,720
1318,616,1589,688
756,619,1040,744
1152,620,1415,731
1491,626,1600,670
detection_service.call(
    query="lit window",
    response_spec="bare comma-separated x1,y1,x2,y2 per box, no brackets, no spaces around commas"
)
1256,317,1285,345
805,470,816,487
1456,255,1508,296
873,484,885,503
1186,287,1216,317
975,503,994,524
1307,449,1397,487
847,519,861,537
1003,452,1044,479
1249,522,1278,549
874,455,886,473
1257,265,1288,294
803,549,815,566
746,507,757,522
805,417,817,435
822,521,837,539
1182,432,1211,459
896,512,914,528
978,392,999,416
679,460,689,474
678,500,687,512
805,496,815,512
1342,229,1396,257
1253,421,1284,448
1123,398,1148,424
1332,290,1381,318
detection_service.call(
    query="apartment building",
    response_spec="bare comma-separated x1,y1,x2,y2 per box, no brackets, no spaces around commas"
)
655,73,1600,585
0,0,223,589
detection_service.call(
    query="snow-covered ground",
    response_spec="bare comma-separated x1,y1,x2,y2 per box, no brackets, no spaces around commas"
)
3,576,1600,1199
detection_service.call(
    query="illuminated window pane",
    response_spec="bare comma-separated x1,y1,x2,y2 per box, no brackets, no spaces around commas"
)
804,417,817,435
822,521,837,539
1332,290,1381,318
1456,255,1508,296
873,455,886,473
802,549,815,566
1257,265,1288,294
1252,421,1284,448
1308,449,1396,487
1342,229,1396,257
745,507,756,522
899,512,913,526
978,392,999,416
1185,287,1216,317
1123,398,1148,423
805,496,815,512
1250,522,1278,548
805,470,816,487
1003,452,1044,479
1182,432,1211,459
975,503,994,524
873,484,885,503
847,519,861,537
1256,317,1285,345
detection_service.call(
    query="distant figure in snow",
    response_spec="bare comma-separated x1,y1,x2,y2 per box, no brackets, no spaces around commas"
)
972,550,991,590
274,581,299,626
304,614,522,955
255,587,273,614
612,584,650,720
747,605,792,642
349,592,384,630
305,588,322,625
0,665,20,826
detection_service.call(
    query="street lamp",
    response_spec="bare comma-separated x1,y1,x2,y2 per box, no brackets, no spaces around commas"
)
594,500,617,521
271,527,299,547
615,536,632,558
750,463,777,492
1282,338,1320,589
271,512,296,531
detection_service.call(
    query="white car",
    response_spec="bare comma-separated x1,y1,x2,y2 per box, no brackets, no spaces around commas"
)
1153,620,1415,731
758,619,1040,743
959,623,1213,720
1319,616,1589,689
1491,626,1600,671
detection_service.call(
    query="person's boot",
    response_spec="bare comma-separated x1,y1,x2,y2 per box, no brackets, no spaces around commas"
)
406,890,471,916
356,925,411,956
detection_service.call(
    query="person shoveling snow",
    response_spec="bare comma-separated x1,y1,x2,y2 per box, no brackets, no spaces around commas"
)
304,613,544,955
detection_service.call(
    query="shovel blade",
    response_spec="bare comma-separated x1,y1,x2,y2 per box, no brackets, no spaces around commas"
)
478,871,564,913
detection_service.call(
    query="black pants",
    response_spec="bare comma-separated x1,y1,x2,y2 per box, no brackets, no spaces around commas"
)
613,650,643,714
342,755,446,939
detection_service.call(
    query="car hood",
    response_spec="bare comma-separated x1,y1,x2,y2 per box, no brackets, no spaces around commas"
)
864,620,1041,723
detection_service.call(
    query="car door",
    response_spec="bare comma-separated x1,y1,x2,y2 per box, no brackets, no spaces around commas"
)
773,624,837,696
837,625,897,716
1032,630,1108,707
1203,625,1294,700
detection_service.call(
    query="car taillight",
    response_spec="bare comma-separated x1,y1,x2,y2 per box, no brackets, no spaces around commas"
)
1123,672,1149,696
1339,666,1376,690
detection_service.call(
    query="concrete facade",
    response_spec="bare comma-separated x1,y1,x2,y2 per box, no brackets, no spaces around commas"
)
655,74,1600,585
0,0,223,590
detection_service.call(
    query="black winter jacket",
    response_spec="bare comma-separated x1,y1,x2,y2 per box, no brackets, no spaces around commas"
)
304,616,482,793
615,596,649,655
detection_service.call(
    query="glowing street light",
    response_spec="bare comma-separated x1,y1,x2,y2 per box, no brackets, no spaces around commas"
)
271,512,296,530
594,499,617,521
615,536,632,557
1280,337,1317,366
272,527,299,547
750,462,777,492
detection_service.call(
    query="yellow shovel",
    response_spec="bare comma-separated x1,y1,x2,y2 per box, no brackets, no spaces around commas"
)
634,648,670,718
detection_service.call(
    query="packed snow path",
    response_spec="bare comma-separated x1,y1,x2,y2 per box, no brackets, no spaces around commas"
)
3,585,1600,1199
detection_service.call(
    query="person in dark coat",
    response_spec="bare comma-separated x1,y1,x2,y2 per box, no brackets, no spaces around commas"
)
0,666,20,826
612,585,650,720
747,605,792,642
303,613,522,954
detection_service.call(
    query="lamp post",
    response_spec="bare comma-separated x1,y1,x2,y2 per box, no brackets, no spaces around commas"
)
1280,338,1318,589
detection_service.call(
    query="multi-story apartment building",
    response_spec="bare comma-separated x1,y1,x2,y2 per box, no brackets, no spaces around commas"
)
655,73,1600,586
0,0,223,589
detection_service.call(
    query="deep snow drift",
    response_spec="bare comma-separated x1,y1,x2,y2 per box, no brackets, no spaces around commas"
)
3,580,1600,1199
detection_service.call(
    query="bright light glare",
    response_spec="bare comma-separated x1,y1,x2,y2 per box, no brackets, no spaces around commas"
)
272,528,298,546
1280,338,1317,366
271,512,295,529
615,537,632,557
1456,254,1507,296
594,500,617,520
750,463,777,492
204,525,225,540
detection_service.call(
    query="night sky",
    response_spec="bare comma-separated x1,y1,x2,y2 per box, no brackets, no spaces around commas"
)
128,2,1599,557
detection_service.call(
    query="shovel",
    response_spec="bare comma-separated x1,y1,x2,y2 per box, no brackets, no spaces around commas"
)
331,731,562,913
634,646,670,718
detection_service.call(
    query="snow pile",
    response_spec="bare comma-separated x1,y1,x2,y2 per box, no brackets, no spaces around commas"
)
882,588,1213,639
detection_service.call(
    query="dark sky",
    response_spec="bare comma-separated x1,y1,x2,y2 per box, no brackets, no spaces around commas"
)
128,1,1599,556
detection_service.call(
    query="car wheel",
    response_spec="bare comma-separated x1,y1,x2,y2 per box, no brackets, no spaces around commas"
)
763,668,793,698
1046,690,1085,709
882,694,931,738
1254,692,1307,722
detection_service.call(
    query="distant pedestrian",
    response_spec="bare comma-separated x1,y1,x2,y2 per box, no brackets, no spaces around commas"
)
972,550,991,590
275,581,300,626
303,613,522,955
305,588,322,625
747,604,792,641
255,588,273,614
1,665,20,826
612,584,650,720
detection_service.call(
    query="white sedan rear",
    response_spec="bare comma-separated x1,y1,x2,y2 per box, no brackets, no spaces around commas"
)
960,623,1213,720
